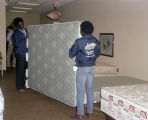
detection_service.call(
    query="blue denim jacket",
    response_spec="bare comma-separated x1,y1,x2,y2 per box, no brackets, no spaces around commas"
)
69,34,100,67
13,28,28,57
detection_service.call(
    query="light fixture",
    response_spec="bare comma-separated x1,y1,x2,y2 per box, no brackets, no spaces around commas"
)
47,11,61,20
47,0,61,20
13,6,32,10
17,2,40,6
9,10,27,13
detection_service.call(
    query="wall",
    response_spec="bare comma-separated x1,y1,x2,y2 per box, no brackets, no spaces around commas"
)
6,12,40,27
41,0,148,81
0,0,6,70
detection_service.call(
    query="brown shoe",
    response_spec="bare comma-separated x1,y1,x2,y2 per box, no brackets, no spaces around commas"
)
70,114,83,120
86,113,92,118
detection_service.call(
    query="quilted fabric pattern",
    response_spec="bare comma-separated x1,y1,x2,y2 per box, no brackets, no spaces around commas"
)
28,22,81,107
101,84,148,120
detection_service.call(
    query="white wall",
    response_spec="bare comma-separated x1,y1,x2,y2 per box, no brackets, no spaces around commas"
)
53,0,148,80
6,12,40,27
0,0,6,70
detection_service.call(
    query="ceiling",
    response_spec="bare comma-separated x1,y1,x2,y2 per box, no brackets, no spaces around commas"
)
6,0,75,14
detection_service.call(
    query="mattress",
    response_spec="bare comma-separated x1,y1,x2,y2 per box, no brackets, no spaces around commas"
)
28,21,82,107
95,62,118,74
101,84,148,120
93,76,147,103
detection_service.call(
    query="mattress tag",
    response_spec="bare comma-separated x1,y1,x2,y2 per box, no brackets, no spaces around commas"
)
140,111,147,120
129,105,135,120
108,95,113,105
117,100,124,120
73,66,77,72
118,100,124,108
108,96,113,114
26,53,28,61
109,95,113,102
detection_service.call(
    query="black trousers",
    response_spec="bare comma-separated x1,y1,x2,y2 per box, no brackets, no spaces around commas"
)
16,56,27,90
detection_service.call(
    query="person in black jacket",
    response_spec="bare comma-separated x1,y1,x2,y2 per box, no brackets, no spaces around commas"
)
13,17,28,92
69,21,100,120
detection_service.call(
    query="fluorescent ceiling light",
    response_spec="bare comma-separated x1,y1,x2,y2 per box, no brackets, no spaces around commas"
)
13,7,32,10
17,2,40,6
9,10,27,13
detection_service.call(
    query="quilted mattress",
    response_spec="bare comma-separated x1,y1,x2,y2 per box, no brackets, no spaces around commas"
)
101,84,148,120
28,21,82,107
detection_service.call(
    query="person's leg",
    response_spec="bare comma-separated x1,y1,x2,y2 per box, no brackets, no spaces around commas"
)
16,56,26,90
86,66,95,115
76,67,88,116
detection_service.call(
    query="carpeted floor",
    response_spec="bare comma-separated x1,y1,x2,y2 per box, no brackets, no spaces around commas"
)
0,69,105,120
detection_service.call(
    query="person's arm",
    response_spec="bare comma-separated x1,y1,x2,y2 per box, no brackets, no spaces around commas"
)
26,32,29,39
25,28,29,39
94,40,100,59
69,40,79,58
13,32,20,49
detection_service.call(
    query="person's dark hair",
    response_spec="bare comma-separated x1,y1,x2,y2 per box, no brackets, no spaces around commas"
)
7,26,13,30
13,17,24,27
80,21,94,34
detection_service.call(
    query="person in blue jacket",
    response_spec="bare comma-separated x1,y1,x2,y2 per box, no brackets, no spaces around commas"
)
13,17,28,92
69,21,100,120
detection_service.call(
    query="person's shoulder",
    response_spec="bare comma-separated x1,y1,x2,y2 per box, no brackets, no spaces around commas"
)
13,29,20,35
91,36,99,42
14,28,19,32
75,37,82,43
90,35,96,40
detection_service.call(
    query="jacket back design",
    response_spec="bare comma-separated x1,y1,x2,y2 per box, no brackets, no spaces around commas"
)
69,34,100,67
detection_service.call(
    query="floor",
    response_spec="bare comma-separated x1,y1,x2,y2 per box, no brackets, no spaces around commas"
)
0,69,105,120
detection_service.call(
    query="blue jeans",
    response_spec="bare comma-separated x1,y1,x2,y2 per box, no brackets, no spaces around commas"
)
76,66,95,115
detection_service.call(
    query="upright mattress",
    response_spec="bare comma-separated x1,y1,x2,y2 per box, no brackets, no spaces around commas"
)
28,21,81,107
101,84,148,120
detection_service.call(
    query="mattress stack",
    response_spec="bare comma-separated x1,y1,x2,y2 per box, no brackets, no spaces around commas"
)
101,84,148,120
0,89,4,120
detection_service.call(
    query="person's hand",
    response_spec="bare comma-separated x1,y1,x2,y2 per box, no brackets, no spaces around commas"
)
26,32,29,39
